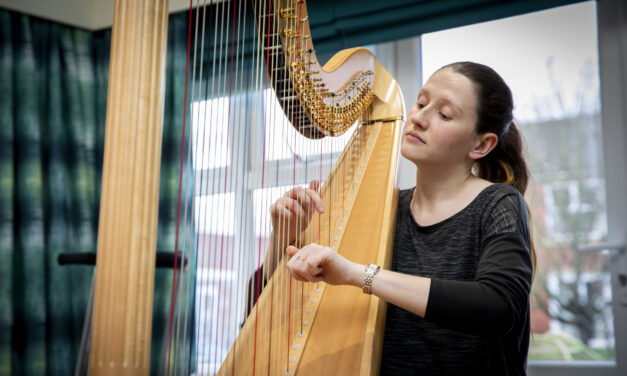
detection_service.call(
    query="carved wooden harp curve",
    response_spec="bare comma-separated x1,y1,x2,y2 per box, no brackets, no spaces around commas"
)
88,0,404,375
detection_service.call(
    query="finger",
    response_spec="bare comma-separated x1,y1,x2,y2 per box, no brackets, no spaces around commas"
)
305,188,324,213
306,261,323,276
292,273,309,283
288,259,312,282
286,262,309,282
286,245,299,258
286,188,313,213
278,197,307,220
291,187,323,215
294,261,319,283
309,180,320,192
271,204,293,222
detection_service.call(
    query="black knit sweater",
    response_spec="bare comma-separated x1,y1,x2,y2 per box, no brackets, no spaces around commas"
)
380,184,533,375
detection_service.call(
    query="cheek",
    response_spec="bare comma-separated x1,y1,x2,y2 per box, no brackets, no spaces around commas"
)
433,124,473,149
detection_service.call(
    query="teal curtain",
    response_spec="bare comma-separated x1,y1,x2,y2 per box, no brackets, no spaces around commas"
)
308,0,588,62
0,8,192,376
0,9,105,376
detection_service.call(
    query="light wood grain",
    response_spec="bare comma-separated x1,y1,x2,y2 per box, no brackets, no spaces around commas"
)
88,1,169,375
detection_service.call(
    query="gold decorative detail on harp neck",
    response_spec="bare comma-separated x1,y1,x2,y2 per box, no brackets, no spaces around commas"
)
280,8,296,18
288,47,304,56
288,66,375,136
283,27,299,38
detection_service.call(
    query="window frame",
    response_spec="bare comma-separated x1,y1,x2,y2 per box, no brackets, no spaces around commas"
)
527,0,627,373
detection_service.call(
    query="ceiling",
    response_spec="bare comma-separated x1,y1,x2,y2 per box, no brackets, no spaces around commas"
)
0,0,191,30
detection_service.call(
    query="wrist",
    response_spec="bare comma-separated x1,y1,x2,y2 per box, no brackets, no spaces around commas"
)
361,263,381,294
349,262,366,287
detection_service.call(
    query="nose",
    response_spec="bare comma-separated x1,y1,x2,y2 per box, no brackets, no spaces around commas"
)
409,105,428,130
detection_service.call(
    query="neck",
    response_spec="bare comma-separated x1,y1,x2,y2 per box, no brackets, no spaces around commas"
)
412,161,474,206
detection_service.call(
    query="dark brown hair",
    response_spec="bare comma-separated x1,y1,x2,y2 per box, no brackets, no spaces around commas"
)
442,61,536,277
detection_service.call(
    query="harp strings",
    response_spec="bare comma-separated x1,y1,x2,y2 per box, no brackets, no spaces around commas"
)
168,0,373,374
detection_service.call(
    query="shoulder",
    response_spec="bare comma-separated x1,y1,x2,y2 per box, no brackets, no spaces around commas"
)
398,188,414,209
477,183,525,208
479,183,530,242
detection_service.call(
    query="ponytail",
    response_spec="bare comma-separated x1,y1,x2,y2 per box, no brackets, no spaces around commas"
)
475,121,528,195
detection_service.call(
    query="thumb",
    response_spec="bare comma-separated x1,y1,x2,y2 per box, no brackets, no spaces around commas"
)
309,179,320,192
286,245,299,258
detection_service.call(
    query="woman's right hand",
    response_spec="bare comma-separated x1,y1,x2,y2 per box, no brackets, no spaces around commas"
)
269,180,324,247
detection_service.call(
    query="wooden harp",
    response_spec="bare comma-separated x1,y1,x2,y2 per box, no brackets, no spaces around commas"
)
88,0,404,375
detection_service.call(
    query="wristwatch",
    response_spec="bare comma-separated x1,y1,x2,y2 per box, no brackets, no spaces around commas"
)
362,264,381,294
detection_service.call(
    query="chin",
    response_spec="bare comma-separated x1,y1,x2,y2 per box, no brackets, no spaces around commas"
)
400,143,423,165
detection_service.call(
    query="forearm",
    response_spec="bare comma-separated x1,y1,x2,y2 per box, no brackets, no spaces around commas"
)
345,263,431,318
345,262,521,335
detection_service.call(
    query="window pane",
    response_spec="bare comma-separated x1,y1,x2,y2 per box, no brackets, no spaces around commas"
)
192,97,232,169
422,1,614,362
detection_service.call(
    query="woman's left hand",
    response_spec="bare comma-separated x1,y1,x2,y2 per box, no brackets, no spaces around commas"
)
285,243,362,287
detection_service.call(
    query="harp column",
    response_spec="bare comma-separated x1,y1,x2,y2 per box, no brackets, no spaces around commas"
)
88,0,169,375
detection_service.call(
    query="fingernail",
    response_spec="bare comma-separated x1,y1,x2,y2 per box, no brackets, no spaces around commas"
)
318,205,324,212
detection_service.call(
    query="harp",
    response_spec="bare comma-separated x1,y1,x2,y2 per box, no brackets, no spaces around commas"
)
88,0,404,375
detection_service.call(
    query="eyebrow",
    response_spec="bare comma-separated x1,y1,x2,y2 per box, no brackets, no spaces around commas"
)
418,87,464,117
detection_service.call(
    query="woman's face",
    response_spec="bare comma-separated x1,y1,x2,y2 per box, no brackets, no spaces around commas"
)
400,68,482,168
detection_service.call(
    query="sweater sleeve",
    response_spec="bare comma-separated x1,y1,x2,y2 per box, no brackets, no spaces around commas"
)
245,265,267,318
424,193,533,336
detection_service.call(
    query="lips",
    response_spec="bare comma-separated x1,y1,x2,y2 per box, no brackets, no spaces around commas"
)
405,131,426,144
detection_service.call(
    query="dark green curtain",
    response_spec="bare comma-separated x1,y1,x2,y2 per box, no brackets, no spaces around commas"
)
308,0,588,61
0,9,105,376
0,8,191,376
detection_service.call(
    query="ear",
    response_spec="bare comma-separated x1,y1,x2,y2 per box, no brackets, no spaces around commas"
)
469,132,498,160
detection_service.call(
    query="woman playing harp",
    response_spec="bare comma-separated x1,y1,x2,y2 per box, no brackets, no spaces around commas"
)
270,62,535,375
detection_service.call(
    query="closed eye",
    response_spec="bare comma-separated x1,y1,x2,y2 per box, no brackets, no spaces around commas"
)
439,112,450,120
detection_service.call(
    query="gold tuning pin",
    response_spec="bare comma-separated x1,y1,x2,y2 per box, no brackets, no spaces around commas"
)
288,47,304,56
283,28,299,38
280,8,296,18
